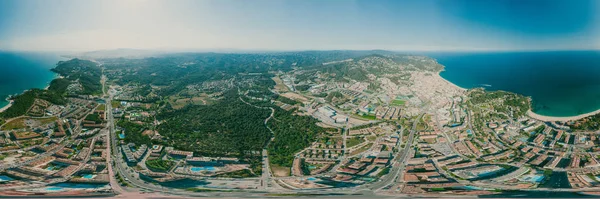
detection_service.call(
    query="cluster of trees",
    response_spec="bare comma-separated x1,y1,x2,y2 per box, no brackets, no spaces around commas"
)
118,120,152,146
274,95,300,105
325,91,344,102
267,107,333,167
157,90,272,156
47,78,72,94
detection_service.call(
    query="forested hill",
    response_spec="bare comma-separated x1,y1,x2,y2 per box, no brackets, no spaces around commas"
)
51,59,102,95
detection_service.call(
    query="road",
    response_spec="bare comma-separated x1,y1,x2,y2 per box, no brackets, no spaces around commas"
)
365,113,423,192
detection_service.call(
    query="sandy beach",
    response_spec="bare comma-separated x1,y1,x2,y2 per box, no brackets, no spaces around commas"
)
0,100,13,113
435,72,467,91
527,109,600,122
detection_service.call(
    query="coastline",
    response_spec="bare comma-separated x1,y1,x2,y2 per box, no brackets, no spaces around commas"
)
438,68,599,122
436,71,467,91
0,100,13,113
527,109,600,122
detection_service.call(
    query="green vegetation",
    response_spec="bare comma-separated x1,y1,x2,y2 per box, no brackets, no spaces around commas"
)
118,120,151,146
47,78,72,94
325,91,344,102
346,137,364,148
350,143,373,156
377,167,390,177
84,113,103,124
268,107,331,167
97,104,106,111
51,59,102,95
1,117,27,130
568,114,600,131
215,169,256,178
157,90,271,156
1,89,66,118
468,89,530,118
357,114,377,120
145,159,175,172
391,99,406,106
274,95,300,105
1,59,103,119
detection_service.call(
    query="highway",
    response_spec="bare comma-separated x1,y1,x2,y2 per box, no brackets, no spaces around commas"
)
365,113,423,192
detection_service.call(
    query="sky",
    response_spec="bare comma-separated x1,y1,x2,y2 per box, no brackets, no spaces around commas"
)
0,0,599,52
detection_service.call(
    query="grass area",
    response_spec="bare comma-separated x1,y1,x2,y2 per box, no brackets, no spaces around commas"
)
145,159,175,172
168,94,213,109
391,99,406,106
416,123,428,131
356,114,376,120
1,117,28,130
97,104,106,111
34,116,57,125
367,135,377,141
350,143,373,156
346,137,365,148
111,100,122,109
271,76,289,92
377,167,390,177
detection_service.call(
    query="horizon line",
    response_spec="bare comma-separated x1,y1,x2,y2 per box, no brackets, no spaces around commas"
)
2,47,600,54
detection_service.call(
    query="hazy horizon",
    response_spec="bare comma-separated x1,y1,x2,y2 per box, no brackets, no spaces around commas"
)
1,0,599,52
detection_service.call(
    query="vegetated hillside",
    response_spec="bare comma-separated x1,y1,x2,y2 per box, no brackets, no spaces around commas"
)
0,88,66,118
51,59,103,95
468,88,531,118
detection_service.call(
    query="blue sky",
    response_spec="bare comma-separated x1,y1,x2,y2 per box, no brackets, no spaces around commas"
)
0,0,598,51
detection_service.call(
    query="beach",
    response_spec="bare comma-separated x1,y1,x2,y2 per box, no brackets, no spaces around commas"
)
436,72,467,91
527,109,600,122
0,100,13,113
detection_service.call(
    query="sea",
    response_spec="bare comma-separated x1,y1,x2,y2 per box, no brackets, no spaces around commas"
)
0,51,65,108
427,50,600,117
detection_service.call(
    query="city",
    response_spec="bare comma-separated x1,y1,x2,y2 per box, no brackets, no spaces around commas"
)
1,1,600,198
0,52,598,198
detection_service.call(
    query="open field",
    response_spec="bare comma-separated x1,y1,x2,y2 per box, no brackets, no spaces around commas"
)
97,104,106,111
111,100,122,109
346,137,365,148
1,117,28,130
350,143,373,156
280,92,309,103
168,94,214,109
272,76,289,92
35,116,57,125
391,99,406,106
271,164,291,177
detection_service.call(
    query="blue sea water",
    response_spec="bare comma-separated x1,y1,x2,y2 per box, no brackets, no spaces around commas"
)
428,51,600,117
0,52,65,108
